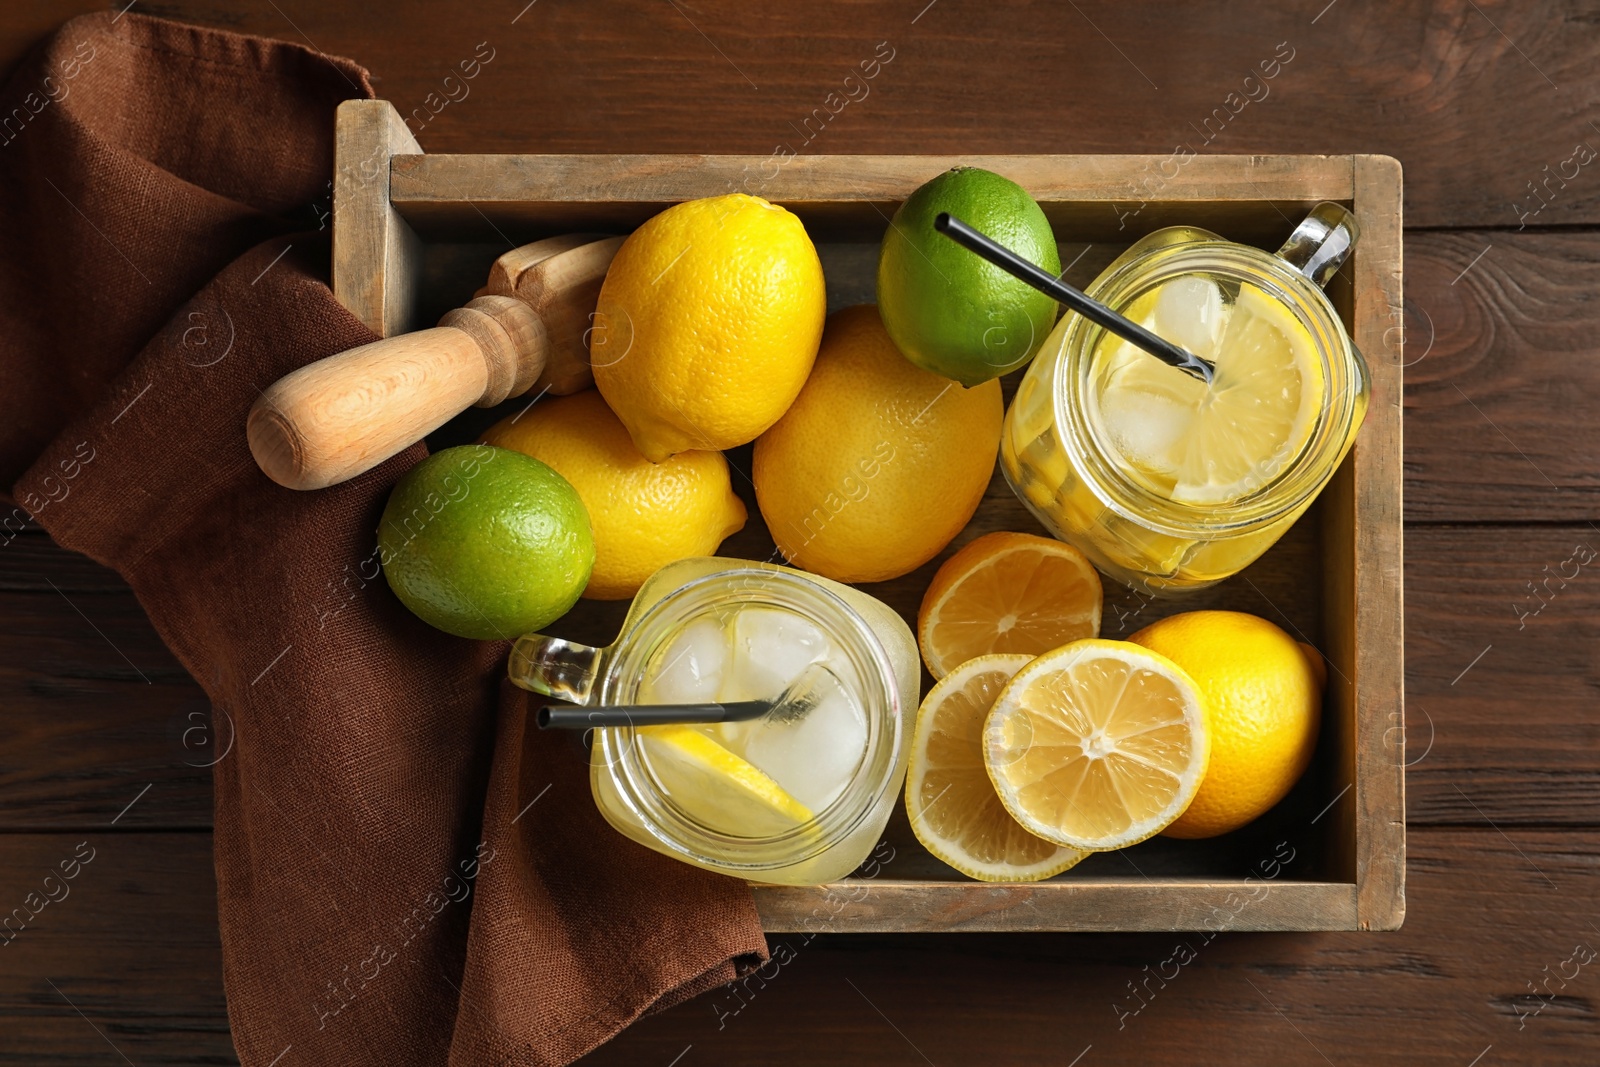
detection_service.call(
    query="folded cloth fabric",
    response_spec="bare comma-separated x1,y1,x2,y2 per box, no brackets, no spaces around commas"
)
1,12,767,1065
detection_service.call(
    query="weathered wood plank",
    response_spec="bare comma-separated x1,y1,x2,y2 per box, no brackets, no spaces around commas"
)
388,151,1355,244
0,832,232,1066
332,99,424,336
589,828,1600,1065
4,522,1597,830
1401,523,1600,826
1347,154,1406,932
1404,231,1600,521
0,537,212,831
24,0,1588,228
2,828,1593,1066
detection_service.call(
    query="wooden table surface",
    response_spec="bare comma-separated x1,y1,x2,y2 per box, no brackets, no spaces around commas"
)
3,2,1597,1064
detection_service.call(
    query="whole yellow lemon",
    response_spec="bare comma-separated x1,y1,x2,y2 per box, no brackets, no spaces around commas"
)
753,305,1003,584
482,390,746,600
591,194,826,461
1128,610,1323,839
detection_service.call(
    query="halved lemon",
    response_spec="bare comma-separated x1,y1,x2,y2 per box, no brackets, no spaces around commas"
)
917,532,1103,679
636,725,812,837
984,640,1209,851
1091,277,1325,507
907,655,1088,881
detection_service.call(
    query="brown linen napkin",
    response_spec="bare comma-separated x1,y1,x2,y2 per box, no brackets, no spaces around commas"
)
2,12,768,1066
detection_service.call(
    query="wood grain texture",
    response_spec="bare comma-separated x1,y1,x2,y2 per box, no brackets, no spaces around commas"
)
0,536,210,832
0,833,232,1067
389,151,1356,243
755,882,1358,935
27,0,1595,228
248,321,493,491
0,827,1592,1066
0,0,1590,1060
592,829,1600,1066
332,99,423,337
5,522,1588,832
1404,230,1600,522
1401,524,1600,826
483,235,623,395
1348,154,1406,931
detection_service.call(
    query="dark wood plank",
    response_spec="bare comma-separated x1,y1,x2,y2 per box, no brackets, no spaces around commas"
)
1403,524,1600,825
7,519,1600,830
4,2,1596,227
585,828,1600,1065
0,832,232,1066
0,2,1591,1060
0,527,110,590
0,534,213,831
1405,231,1600,522
4,827,1594,1066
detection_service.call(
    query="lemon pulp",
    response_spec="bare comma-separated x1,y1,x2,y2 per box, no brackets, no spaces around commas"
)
984,640,1210,851
907,655,1087,881
916,531,1102,679
1089,275,1326,507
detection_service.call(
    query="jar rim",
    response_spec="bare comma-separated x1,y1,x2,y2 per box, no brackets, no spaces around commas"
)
593,564,902,872
1053,243,1366,537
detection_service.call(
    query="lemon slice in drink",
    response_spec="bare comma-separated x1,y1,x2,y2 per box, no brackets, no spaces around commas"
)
637,725,813,837
1092,277,1325,507
907,655,1088,881
984,640,1210,851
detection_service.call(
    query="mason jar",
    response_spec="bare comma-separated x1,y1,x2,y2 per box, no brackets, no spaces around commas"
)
1001,202,1370,594
507,557,919,885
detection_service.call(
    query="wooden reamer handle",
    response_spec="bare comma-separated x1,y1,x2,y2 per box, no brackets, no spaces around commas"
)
248,295,545,491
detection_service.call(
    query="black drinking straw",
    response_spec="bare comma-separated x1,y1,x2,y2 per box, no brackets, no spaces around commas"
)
933,213,1217,384
538,702,771,730
538,663,835,730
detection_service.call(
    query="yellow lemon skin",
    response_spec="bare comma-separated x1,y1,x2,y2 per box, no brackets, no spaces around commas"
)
482,390,746,600
753,305,1003,584
1129,610,1323,839
592,193,826,461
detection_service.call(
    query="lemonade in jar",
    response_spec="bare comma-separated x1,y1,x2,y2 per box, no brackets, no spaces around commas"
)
508,558,919,885
1001,203,1369,593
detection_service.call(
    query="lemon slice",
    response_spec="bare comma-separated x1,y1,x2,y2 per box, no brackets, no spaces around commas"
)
636,725,813,838
917,532,1102,679
1092,278,1325,507
907,655,1087,881
984,639,1209,851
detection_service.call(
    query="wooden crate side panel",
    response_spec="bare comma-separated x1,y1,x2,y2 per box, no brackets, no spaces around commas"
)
332,100,425,337
1350,154,1407,931
388,152,1356,244
751,882,1359,934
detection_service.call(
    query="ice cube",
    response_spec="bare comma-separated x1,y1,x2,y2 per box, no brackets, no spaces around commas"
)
717,607,832,703
1151,275,1228,358
1097,380,1190,479
639,616,728,705
739,666,868,812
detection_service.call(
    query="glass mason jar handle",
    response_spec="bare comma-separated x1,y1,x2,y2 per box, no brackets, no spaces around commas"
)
508,634,603,703
1275,202,1360,288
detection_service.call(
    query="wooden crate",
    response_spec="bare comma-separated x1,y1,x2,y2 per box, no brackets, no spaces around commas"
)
332,100,1405,933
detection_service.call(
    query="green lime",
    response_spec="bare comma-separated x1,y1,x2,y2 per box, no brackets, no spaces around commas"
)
378,444,594,640
877,167,1061,386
